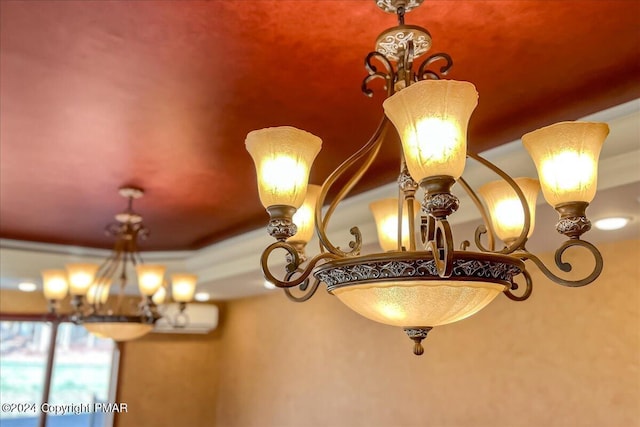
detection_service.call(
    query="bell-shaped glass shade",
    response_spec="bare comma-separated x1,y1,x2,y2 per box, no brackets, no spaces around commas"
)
369,198,414,252
65,263,99,296
333,280,504,327
287,184,321,244
42,269,69,301
478,177,540,242
245,127,322,209
84,323,154,341
136,265,166,296
522,121,609,206
383,80,478,182
85,281,111,305
171,273,198,303
152,286,167,305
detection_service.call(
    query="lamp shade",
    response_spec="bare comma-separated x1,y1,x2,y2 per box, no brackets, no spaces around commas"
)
332,280,504,327
478,177,540,242
85,281,111,305
171,273,198,303
42,269,69,301
65,263,99,296
84,323,154,341
383,80,478,182
152,286,167,305
522,121,609,206
287,184,321,244
246,127,322,209
369,198,413,252
136,265,166,296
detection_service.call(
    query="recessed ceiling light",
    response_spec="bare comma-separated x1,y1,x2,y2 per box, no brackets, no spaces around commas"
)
194,292,210,302
18,282,37,292
594,217,631,231
264,280,276,290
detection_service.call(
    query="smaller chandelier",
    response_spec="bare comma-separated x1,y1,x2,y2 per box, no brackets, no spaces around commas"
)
40,187,198,341
245,0,608,355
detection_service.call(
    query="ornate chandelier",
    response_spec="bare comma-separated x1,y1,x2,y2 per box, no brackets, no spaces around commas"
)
40,187,198,341
245,0,608,355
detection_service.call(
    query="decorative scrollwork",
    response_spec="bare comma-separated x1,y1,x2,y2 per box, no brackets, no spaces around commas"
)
376,0,424,14
362,52,396,98
260,241,339,289
415,53,453,81
398,162,418,194
465,152,530,255
504,268,533,301
556,216,591,238
376,28,432,62
518,239,603,288
316,252,522,291
267,218,297,241
423,193,459,219
427,219,454,277
283,269,321,303
315,118,389,257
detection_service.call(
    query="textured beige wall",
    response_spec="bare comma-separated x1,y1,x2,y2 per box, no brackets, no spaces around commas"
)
215,239,640,427
1,288,52,313
115,328,223,427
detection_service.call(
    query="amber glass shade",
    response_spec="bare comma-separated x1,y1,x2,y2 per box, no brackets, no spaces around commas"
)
369,198,414,252
522,121,609,206
171,273,198,303
245,127,322,209
383,80,478,182
85,281,111,305
333,280,504,327
84,323,154,341
65,263,99,296
152,286,167,305
478,177,540,242
42,269,69,301
287,184,321,244
136,265,166,296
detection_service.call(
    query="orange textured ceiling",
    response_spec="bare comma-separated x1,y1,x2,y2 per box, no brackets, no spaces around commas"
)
1,0,639,250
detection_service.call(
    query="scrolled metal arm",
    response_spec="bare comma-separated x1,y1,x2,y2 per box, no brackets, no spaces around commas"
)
517,239,604,288
260,241,339,289
315,117,389,257
362,52,397,98
504,268,533,301
465,151,531,255
284,276,321,303
415,53,453,81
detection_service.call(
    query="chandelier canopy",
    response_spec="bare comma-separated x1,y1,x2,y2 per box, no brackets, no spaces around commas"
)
246,0,608,355
41,187,198,341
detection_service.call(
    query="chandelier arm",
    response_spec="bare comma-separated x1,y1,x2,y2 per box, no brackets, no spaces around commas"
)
415,53,453,81
363,52,396,98
517,240,604,287
284,278,321,303
261,241,339,288
397,187,404,250
401,40,415,89
503,267,533,301
398,157,419,251
315,117,390,257
466,151,531,254
426,219,454,277
91,248,124,314
457,177,496,252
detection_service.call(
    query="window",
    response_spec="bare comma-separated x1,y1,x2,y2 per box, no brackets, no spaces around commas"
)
0,320,119,427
